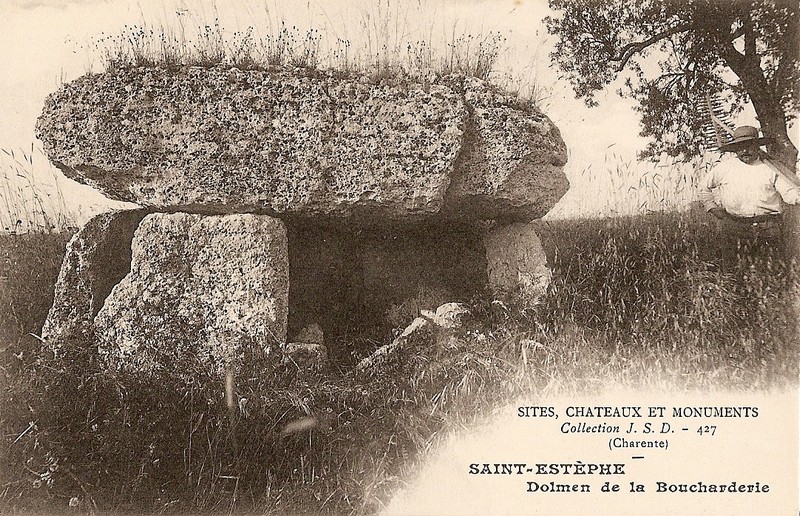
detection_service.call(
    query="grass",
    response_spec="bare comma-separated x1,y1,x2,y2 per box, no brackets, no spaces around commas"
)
0,145,73,377
1,204,796,514
89,14,513,93
1,146,73,235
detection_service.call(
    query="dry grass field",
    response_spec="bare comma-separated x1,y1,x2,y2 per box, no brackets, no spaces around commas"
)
1,204,796,514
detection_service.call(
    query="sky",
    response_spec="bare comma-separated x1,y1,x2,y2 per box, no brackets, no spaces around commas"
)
0,0,764,229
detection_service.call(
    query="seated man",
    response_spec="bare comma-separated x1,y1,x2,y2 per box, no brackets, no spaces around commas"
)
700,126,800,229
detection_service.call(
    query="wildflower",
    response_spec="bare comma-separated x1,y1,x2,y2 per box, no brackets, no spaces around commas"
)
69,496,79,507
32,479,42,489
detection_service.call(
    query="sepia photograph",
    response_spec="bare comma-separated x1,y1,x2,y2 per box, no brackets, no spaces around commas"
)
1,0,797,514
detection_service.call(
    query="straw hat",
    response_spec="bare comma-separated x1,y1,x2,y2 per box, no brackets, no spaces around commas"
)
719,126,773,152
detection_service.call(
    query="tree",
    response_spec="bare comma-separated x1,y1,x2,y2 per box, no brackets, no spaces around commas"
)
545,0,799,169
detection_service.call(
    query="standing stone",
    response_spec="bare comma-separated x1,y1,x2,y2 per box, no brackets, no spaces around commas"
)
484,222,551,305
94,213,289,375
42,209,148,345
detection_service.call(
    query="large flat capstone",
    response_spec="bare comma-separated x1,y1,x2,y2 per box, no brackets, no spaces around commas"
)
36,66,568,221
443,77,569,221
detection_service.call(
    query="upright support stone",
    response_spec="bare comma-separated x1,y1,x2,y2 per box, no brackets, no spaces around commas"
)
42,209,149,345
484,222,551,306
94,213,289,376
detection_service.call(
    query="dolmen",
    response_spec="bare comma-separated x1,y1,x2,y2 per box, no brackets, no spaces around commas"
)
36,65,568,377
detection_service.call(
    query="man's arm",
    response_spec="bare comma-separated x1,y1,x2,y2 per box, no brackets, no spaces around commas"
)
773,168,800,205
698,165,727,218
765,157,800,205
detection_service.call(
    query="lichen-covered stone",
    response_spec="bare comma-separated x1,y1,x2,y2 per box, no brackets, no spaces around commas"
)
42,209,148,344
94,213,289,375
420,302,470,329
294,322,324,345
484,222,551,305
37,66,568,221
356,316,432,371
36,66,466,219
443,76,569,222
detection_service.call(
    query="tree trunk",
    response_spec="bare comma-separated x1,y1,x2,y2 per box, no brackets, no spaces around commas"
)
723,44,800,262
769,142,800,263
767,143,800,263
783,205,800,262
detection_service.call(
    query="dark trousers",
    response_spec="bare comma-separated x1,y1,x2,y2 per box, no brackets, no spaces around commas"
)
714,215,783,246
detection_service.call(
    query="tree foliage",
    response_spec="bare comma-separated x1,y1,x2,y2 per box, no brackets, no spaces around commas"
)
546,0,799,165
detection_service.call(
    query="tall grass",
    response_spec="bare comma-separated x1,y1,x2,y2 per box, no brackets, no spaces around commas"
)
90,15,511,88
1,204,795,513
536,212,796,387
549,152,714,219
0,146,73,235
0,145,73,374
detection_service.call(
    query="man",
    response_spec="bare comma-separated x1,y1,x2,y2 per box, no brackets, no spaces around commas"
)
700,126,800,234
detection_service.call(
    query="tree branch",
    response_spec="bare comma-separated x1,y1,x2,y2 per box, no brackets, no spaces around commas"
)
742,12,756,61
719,39,745,69
772,55,785,92
720,39,797,165
611,23,694,72
771,4,799,93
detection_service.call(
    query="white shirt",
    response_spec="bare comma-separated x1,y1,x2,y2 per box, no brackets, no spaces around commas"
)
699,157,800,217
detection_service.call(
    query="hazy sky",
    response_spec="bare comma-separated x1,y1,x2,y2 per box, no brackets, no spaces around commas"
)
0,0,762,227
